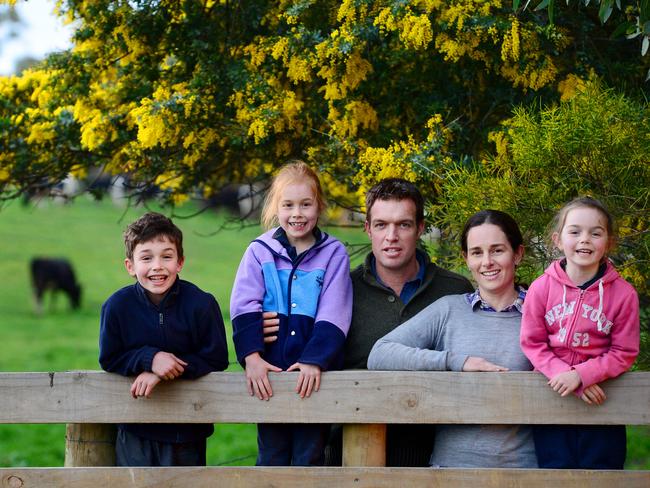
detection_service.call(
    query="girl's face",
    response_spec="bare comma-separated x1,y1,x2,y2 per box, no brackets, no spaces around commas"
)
277,182,320,250
464,223,523,300
553,206,610,278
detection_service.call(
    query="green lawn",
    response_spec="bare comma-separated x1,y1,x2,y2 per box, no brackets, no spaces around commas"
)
0,197,647,468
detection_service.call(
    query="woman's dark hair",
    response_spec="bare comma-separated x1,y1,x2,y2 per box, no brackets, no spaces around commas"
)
460,209,523,254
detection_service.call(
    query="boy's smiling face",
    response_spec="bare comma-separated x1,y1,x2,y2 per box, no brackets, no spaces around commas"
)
124,235,184,305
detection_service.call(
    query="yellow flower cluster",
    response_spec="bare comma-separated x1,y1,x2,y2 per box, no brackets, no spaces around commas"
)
501,17,520,62
557,73,588,102
399,13,433,50
331,100,379,138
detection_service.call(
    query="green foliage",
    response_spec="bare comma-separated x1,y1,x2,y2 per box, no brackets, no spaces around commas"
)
0,0,648,204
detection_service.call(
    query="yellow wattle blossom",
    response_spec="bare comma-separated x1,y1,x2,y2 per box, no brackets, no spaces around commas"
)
26,121,57,144
399,13,433,50
344,52,373,90
558,74,587,102
287,56,312,83
501,18,520,62
271,37,289,62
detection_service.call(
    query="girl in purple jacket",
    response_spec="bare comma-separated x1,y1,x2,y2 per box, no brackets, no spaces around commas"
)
521,197,639,469
230,161,352,466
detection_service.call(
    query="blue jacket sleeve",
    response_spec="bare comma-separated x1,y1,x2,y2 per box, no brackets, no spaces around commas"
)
177,295,229,378
98,300,160,375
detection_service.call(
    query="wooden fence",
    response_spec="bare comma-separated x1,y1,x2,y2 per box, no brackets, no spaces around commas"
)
1,370,649,487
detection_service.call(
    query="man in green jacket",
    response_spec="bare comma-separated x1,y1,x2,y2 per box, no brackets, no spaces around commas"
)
264,178,473,466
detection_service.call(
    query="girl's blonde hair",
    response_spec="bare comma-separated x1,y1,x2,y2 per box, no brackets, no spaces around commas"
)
260,161,327,229
549,196,616,251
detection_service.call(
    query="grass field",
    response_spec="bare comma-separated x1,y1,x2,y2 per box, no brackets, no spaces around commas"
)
0,197,648,468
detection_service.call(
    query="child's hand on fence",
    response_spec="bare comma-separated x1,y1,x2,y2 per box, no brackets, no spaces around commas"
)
287,362,321,399
580,383,606,405
244,352,282,401
152,351,187,380
262,311,280,344
462,356,509,372
548,369,581,397
130,372,161,398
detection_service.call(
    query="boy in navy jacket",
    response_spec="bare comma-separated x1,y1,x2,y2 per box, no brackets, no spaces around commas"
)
99,212,228,466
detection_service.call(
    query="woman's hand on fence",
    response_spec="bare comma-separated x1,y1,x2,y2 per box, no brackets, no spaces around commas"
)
244,352,282,401
130,372,161,399
548,369,581,397
287,362,321,398
262,311,280,344
462,356,509,372
580,383,606,405
152,351,187,380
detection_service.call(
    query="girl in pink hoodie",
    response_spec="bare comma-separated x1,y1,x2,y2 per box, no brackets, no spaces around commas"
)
520,197,639,469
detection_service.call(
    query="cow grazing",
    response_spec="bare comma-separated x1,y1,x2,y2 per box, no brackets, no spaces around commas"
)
30,258,82,314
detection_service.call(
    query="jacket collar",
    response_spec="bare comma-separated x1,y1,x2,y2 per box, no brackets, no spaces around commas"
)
134,277,181,309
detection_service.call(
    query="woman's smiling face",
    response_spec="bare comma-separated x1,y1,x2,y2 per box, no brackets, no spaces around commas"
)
464,223,523,301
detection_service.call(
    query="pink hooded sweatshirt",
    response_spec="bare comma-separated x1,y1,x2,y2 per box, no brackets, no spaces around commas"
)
520,260,639,396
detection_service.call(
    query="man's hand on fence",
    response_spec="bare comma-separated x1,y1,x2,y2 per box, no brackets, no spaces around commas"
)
462,356,509,372
262,311,279,344
152,351,187,380
287,362,321,399
130,372,161,398
244,352,282,401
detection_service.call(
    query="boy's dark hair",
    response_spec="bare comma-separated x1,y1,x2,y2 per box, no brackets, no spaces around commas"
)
365,178,425,224
123,212,184,260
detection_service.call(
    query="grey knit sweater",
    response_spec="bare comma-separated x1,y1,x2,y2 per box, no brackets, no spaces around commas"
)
368,294,537,468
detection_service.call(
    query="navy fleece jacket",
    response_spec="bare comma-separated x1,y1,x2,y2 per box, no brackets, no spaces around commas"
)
99,278,228,442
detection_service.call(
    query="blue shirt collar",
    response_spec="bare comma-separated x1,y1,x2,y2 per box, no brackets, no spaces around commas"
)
466,286,527,313
370,250,426,304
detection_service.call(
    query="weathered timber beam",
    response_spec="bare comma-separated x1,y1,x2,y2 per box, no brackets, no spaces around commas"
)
2,467,650,488
1,371,649,424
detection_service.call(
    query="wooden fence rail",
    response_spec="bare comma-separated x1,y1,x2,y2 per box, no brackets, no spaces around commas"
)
1,370,649,488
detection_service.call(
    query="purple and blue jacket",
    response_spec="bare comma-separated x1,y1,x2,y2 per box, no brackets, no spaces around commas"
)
230,228,352,370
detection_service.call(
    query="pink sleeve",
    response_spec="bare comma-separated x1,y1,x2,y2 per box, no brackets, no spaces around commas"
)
520,278,572,380
573,286,640,392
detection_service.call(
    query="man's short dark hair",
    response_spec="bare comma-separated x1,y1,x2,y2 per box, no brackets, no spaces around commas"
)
365,178,425,224
123,212,184,260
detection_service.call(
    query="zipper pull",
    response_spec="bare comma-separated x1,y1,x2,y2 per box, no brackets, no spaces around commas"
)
159,313,164,326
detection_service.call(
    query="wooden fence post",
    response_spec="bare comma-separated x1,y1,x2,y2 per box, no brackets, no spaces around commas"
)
342,424,386,467
64,423,116,467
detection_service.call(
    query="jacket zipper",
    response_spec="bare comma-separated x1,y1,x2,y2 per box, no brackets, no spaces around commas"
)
565,289,585,364
159,312,164,326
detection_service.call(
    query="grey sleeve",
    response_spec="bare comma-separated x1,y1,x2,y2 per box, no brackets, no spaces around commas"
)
367,299,468,371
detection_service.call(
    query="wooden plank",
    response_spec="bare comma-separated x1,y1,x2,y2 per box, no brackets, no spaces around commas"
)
1,467,650,488
342,424,386,466
1,371,649,424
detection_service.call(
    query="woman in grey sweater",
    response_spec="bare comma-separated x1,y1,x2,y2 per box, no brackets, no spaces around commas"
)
367,210,537,468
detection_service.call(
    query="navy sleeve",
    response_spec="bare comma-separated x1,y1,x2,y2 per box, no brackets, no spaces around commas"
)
299,320,347,370
98,299,160,376
177,295,230,378
232,311,265,367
